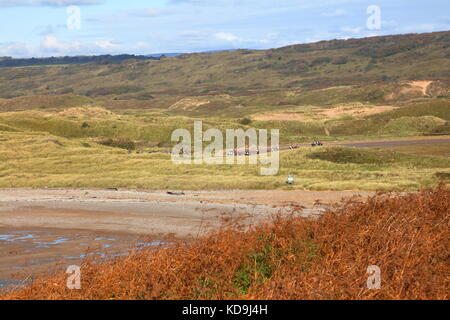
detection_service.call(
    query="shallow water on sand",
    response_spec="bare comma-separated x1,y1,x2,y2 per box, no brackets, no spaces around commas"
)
0,228,163,291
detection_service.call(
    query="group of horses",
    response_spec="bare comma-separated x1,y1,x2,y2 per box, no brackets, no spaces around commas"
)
133,141,324,156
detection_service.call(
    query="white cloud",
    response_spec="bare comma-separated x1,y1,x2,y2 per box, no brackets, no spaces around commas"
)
2,0,449,57
40,35,122,54
322,9,348,17
130,8,165,18
340,26,362,35
141,8,160,17
40,0,101,5
41,35,81,52
94,39,120,50
0,41,36,57
0,0,102,7
394,23,443,33
214,32,239,42
0,35,123,57
266,32,279,40
179,30,208,38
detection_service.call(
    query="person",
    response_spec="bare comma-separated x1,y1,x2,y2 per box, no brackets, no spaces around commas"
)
287,175,294,185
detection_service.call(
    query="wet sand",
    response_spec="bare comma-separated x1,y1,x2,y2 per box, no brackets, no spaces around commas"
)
0,188,374,288
0,227,147,289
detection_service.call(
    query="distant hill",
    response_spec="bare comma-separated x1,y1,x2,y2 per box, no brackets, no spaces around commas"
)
146,50,239,58
0,31,448,101
0,54,159,68
145,53,185,58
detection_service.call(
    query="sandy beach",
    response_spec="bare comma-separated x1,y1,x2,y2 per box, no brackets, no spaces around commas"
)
0,188,374,287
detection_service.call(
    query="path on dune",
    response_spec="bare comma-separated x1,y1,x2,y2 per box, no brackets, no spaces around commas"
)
275,136,450,152
333,136,450,148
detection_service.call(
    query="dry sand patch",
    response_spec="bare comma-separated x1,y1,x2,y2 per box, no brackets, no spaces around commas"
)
253,105,397,121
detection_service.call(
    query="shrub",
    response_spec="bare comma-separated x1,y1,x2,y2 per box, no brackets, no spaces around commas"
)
239,118,252,125
427,122,450,135
307,147,389,165
309,57,332,67
97,137,136,150
332,56,349,65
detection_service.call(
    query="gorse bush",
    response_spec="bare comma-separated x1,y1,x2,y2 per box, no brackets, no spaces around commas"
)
97,137,136,150
427,122,450,135
238,117,252,125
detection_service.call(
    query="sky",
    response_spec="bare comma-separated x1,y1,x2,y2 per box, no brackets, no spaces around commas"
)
0,0,449,58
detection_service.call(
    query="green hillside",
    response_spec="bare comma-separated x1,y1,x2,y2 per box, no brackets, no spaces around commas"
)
0,31,449,106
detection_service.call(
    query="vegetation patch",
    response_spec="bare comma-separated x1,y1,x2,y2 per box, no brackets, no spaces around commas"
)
97,137,136,150
306,146,450,168
427,122,450,135
435,172,450,181
0,123,19,132
381,116,446,134
370,100,450,121
307,147,395,165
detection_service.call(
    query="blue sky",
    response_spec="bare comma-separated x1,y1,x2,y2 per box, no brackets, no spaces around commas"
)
0,0,449,57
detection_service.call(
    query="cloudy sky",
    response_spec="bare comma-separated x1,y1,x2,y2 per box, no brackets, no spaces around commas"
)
0,0,449,57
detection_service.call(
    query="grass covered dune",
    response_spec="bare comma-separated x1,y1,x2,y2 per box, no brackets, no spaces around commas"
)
2,186,448,300
0,130,449,191
0,99,449,144
0,100,448,191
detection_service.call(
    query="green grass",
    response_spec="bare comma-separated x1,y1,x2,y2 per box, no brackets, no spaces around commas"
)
2,104,447,150
0,94,94,111
381,116,446,134
369,100,450,121
0,129,448,191
372,142,450,158
0,106,448,193
307,146,449,166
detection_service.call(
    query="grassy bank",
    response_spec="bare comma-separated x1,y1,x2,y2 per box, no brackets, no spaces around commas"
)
0,129,448,191
0,102,448,191
0,100,449,144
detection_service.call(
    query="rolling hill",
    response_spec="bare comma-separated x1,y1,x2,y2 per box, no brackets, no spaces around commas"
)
0,31,448,105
